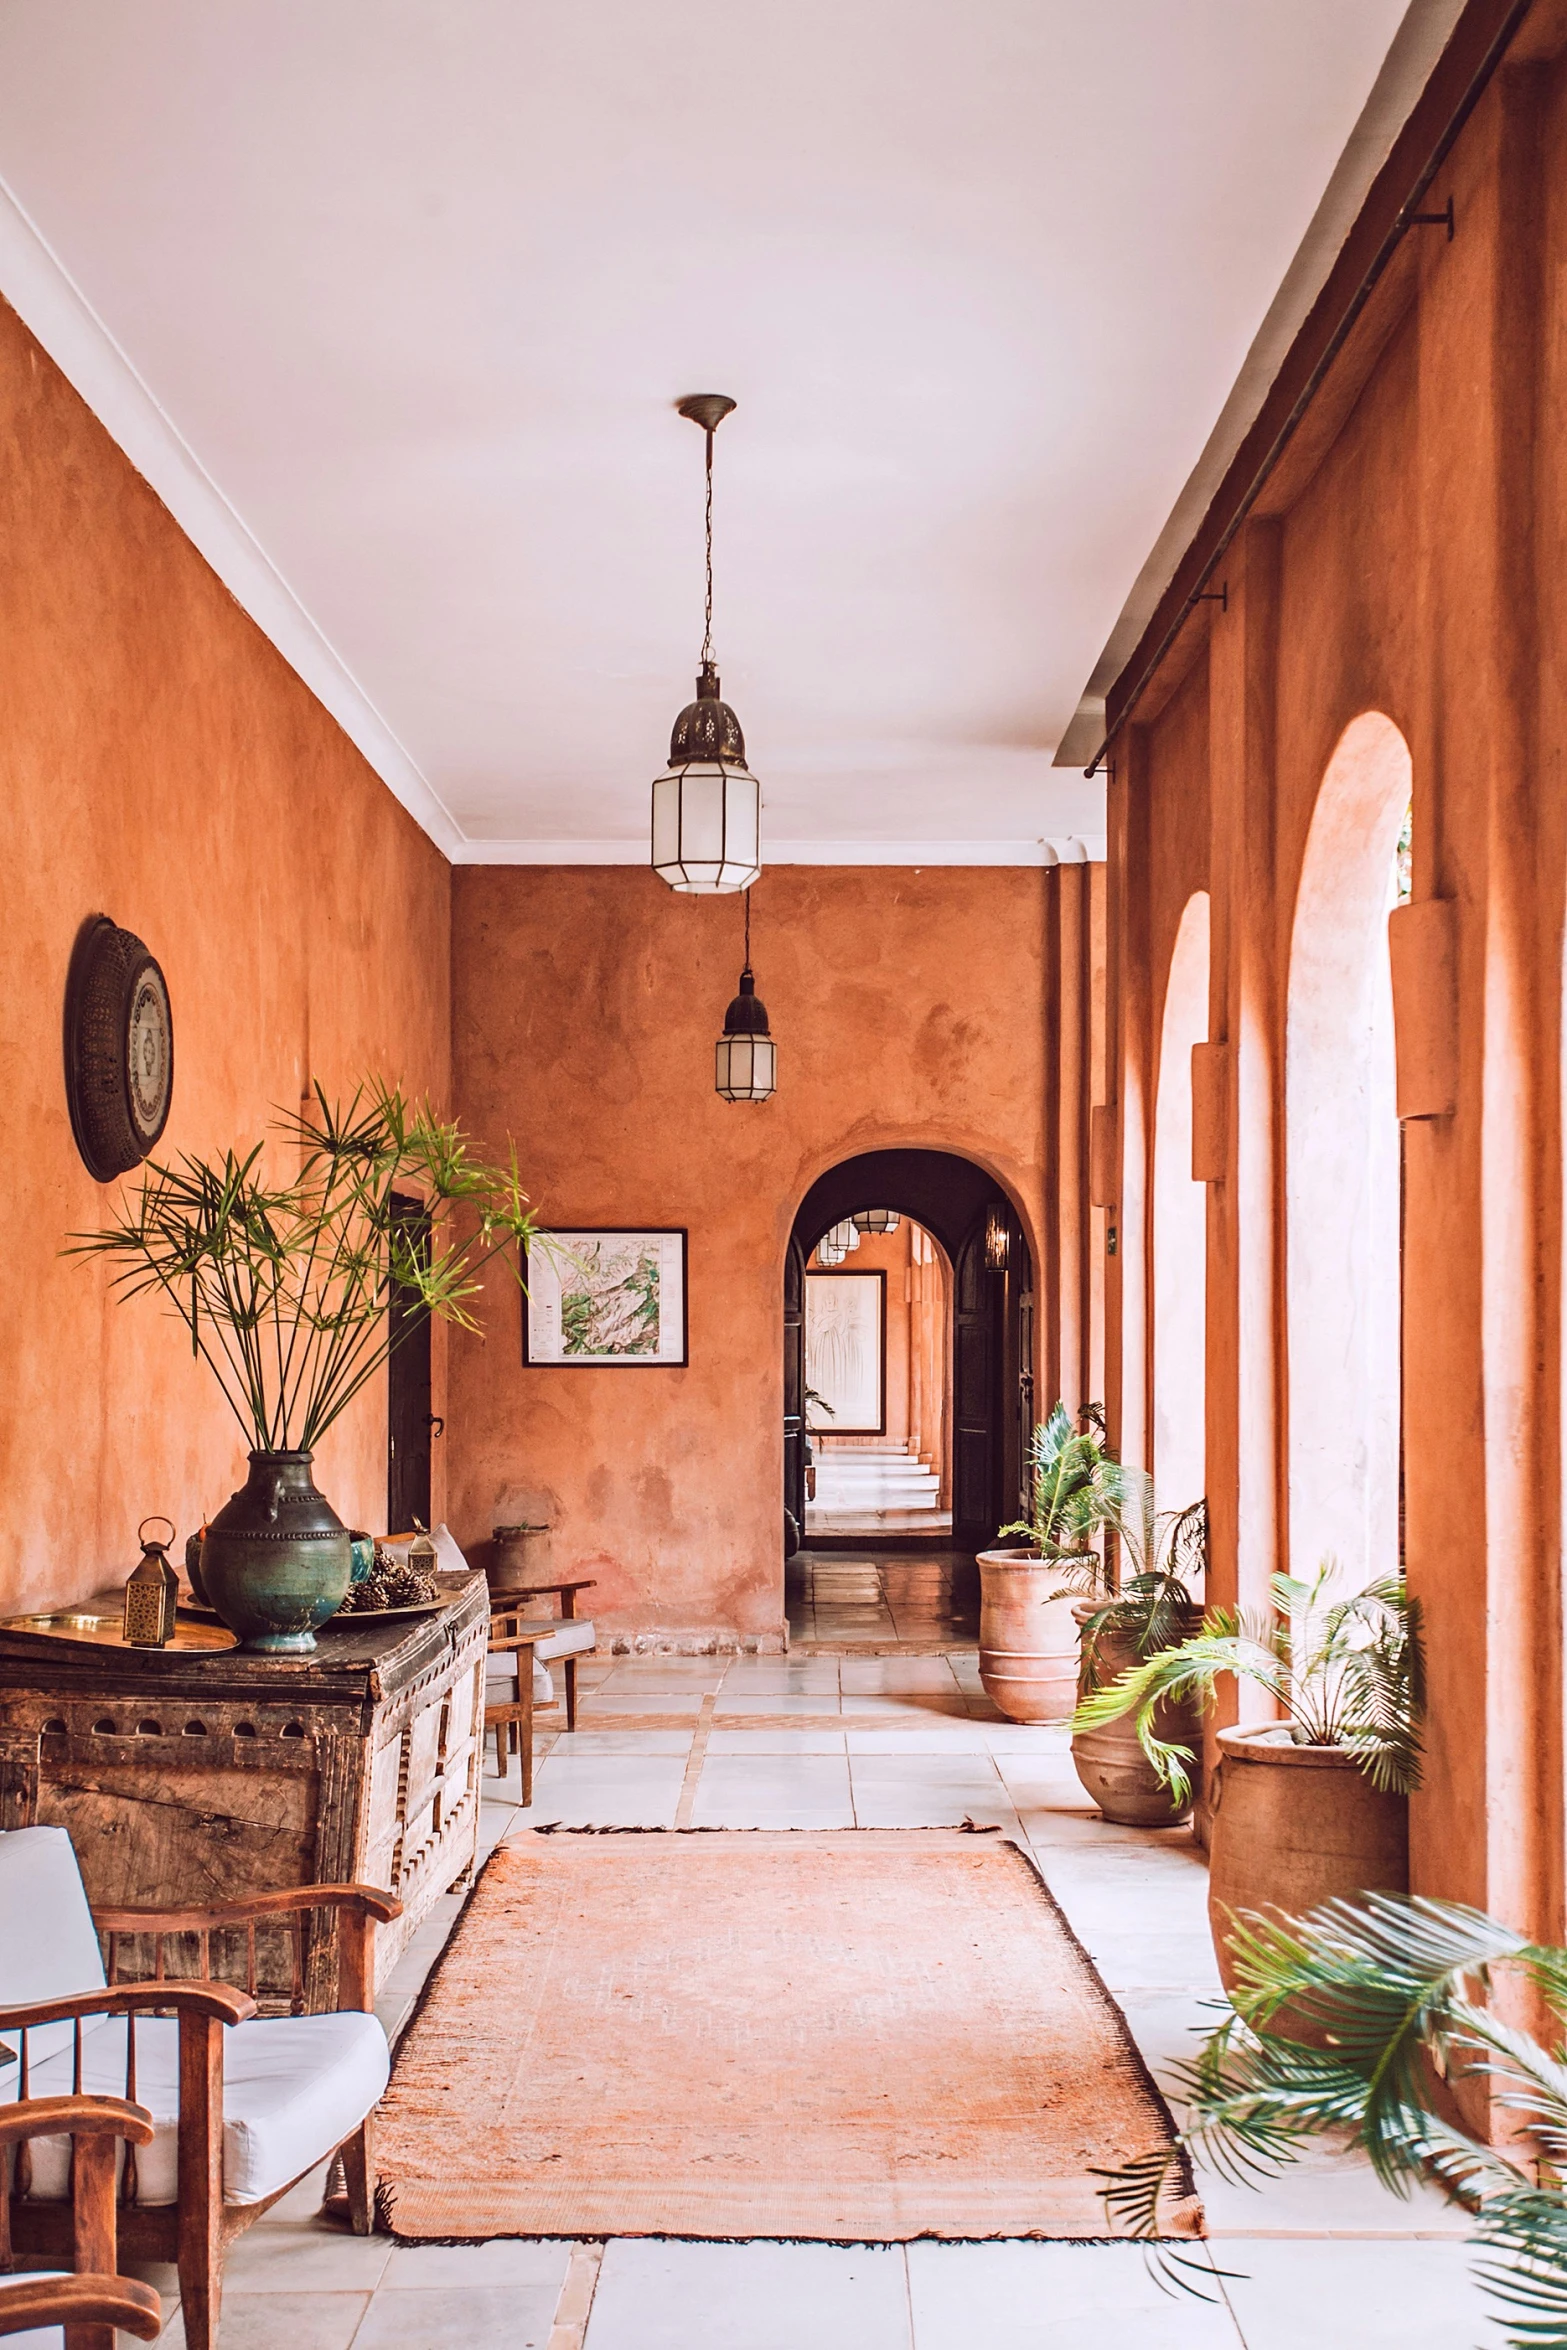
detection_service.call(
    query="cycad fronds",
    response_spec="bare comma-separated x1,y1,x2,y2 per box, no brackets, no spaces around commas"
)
998,1400,1129,1594
1103,1893,1567,2346
1069,1562,1424,1801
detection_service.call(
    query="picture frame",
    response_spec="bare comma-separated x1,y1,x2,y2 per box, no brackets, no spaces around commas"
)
804,1268,886,1434
523,1228,689,1367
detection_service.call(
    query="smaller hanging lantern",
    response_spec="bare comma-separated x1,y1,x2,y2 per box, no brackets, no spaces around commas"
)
984,1206,1011,1270
825,1219,860,1253
816,1238,846,1266
851,1209,900,1235
715,889,777,1102
122,1515,179,1647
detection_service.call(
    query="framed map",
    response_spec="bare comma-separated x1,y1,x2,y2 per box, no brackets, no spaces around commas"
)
805,1269,886,1433
524,1229,688,1366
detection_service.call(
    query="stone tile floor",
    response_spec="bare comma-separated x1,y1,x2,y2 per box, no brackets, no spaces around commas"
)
130,1649,1499,2348
786,1548,979,1646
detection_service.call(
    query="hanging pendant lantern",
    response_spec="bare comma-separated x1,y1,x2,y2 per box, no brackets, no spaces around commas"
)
652,395,762,894
714,889,777,1102
825,1220,860,1253
851,1209,900,1235
816,1238,846,1266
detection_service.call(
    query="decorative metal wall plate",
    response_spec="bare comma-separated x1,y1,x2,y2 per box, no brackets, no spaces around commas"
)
64,915,174,1181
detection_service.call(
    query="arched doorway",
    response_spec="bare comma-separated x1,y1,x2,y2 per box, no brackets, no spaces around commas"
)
786,1150,1034,1553
1152,892,1210,1514
1285,712,1411,1588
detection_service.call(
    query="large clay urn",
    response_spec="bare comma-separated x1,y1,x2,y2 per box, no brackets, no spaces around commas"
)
975,1551,1082,1723
202,1451,352,1654
1207,1724,1409,1993
1071,1604,1200,1827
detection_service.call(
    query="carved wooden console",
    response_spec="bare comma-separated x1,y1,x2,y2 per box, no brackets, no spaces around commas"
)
0,1576,487,2009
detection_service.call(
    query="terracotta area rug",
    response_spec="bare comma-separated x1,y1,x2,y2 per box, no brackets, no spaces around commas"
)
375,1829,1200,2241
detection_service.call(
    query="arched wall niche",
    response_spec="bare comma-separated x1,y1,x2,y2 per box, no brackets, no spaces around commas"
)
1285,710,1411,1591
1152,891,1210,1515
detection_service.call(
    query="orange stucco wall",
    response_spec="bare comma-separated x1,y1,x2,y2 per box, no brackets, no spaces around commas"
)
1104,43,1567,1942
1,298,451,1615
447,864,1057,1648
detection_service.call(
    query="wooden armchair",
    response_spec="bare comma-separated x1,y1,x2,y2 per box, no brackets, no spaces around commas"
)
0,2093,162,2349
0,1826,400,2350
487,1579,597,1729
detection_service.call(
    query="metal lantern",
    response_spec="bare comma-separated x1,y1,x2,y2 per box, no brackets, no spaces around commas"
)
652,395,762,895
825,1219,860,1253
851,1209,900,1234
984,1205,1011,1269
714,892,776,1102
816,1238,846,1266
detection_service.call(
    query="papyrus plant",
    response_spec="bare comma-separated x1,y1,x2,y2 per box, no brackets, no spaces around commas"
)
68,1080,534,1453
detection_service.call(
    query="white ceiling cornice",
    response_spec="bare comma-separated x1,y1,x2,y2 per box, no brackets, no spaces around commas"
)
0,169,466,855
449,836,1105,868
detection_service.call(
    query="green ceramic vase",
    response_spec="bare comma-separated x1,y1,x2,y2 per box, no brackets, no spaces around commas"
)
202,1451,352,1653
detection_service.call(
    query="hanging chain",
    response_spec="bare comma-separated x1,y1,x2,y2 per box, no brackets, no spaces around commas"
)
701,429,715,668
743,886,752,976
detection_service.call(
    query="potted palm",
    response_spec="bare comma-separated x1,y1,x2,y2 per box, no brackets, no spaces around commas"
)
70,1081,534,1653
1071,1493,1205,1826
1102,1890,1567,2340
975,1403,1129,1722
1071,1565,1424,1984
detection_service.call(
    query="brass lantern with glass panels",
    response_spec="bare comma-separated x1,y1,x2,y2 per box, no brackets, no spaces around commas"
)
851,1209,900,1235
715,968,777,1102
651,395,762,895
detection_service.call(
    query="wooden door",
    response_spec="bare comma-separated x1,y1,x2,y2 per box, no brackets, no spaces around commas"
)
952,1214,998,1545
782,1236,806,1552
387,1193,434,1534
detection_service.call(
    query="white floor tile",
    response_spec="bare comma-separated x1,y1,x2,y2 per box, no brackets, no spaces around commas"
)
717,1691,844,1715
1216,2236,1503,2348
355,2282,560,2347
907,2240,1241,2349
585,2240,913,2348
689,1755,852,1802
706,1728,848,1752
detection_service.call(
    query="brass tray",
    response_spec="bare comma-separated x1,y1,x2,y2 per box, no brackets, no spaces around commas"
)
1,1609,238,1655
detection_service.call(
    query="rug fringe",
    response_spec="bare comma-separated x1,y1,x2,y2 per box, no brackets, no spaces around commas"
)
528,1820,1002,1835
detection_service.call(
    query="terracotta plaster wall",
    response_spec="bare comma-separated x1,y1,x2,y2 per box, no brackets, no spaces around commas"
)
1106,43,1567,1936
448,864,1051,1647
1,300,451,1615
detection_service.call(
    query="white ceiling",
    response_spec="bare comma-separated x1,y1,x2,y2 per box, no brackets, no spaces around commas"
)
0,2,1429,862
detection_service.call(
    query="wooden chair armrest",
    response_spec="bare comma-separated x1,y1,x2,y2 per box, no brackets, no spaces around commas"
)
0,1982,256,2032
0,2095,154,2150
95,1882,402,1934
490,1580,597,1598
0,2274,161,2340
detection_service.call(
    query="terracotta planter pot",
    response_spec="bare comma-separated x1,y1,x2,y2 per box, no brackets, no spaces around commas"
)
1070,1606,1200,1827
1207,1724,1409,1994
975,1552,1082,1722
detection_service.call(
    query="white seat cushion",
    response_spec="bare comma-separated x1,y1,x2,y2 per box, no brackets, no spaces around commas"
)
486,1654,555,1702
534,1618,595,1663
18,2009,389,2208
0,1826,111,2070
0,2267,74,2350
432,1522,470,1576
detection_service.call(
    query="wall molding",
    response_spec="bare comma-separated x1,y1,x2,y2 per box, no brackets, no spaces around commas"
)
450,835,1107,868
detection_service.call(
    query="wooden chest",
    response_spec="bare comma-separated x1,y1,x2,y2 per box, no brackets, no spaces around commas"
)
0,1576,487,2008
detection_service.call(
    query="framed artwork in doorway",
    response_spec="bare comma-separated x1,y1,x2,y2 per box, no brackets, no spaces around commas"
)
805,1269,886,1434
524,1228,688,1366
